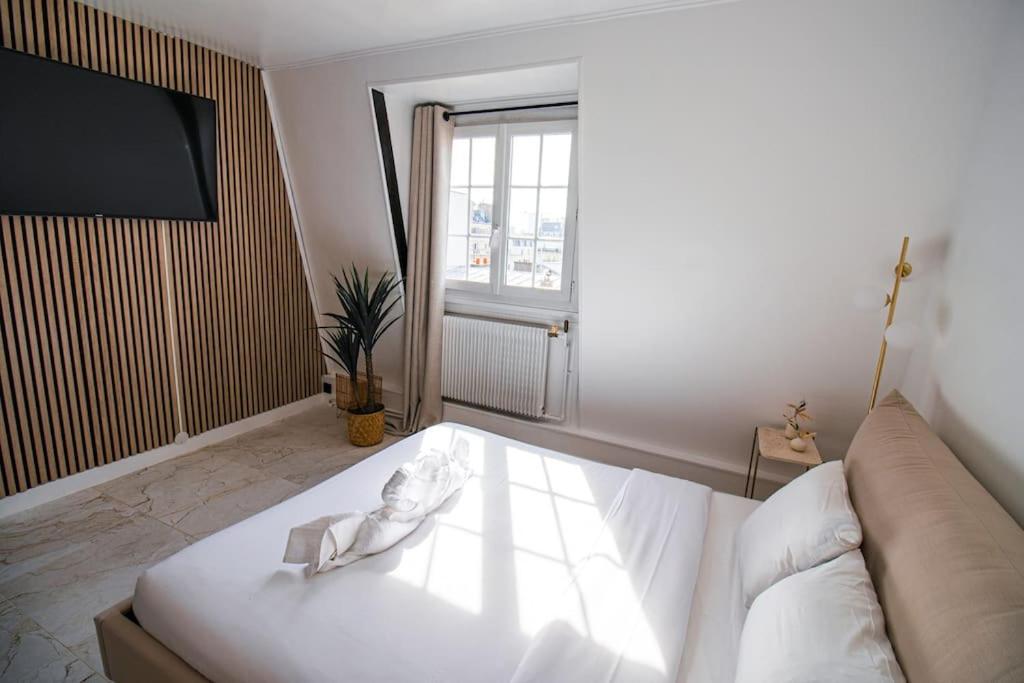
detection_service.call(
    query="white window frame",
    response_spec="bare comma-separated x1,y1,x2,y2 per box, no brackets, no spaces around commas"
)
444,119,579,313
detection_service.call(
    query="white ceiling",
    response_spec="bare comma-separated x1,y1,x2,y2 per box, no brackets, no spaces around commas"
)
80,0,723,70
379,62,579,107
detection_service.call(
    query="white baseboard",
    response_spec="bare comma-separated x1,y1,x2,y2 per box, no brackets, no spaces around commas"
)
0,395,328,520
443,401,794,498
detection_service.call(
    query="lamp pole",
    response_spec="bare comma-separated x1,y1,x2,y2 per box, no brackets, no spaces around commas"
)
868,236,912,411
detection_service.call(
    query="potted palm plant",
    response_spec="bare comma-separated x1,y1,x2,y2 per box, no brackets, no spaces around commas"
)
320,324,363,420
319,266,402,446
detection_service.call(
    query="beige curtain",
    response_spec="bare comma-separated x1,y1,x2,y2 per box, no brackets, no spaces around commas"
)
398,104,453,433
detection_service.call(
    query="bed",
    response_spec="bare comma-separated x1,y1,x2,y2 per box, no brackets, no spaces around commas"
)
95,392,1024,682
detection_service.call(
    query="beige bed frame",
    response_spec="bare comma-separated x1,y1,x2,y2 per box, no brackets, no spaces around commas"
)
95,392,1024,682
95,599,208,682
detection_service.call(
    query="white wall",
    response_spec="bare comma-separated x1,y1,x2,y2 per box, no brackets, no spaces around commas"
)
266,0,1006,480
902,0,1024,524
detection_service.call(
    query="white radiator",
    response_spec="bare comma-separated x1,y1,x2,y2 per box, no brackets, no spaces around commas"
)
442,315,552,419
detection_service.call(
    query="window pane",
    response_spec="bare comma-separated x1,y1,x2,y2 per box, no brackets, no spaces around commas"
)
470,188,493,236
448,188,468,235
537,188,567,239
447,126,575,298
470,137,495,186
468,238,491,283
446,236,468,280
506,239,535,288
510,135,540,186
508,188,537,238
535,241,564,290
451,138,470,187
540,133,572,186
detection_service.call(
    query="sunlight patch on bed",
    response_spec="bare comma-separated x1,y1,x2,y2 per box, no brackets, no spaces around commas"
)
386,523,483,615
544,457,595,503
452,429,488,475
553,496,612,565
501,446,667,674
426,525,483,614
512,548,577,636
509,484,565,560
386,525,435,588
385,430,485,616
419,426,488,476
506,447,549,490
420,424,455,452
438,476,483,533
570,554,667,674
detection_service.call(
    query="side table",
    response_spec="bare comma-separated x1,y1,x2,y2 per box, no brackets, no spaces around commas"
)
744,426,822,498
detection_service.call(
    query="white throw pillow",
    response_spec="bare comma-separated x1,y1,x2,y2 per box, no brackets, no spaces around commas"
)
737,460,861,606
735,550,905,683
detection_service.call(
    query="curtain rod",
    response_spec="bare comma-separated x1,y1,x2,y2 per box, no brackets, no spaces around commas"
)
442,100,578,121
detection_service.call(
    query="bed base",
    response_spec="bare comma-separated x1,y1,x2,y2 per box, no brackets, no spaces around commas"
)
94,599,209,682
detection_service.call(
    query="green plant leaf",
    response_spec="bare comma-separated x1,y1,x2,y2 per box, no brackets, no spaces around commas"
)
318,327,361,378
331,266,403,357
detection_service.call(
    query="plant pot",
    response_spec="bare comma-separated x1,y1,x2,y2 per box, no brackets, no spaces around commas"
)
347,407,385,447
335,373,382,412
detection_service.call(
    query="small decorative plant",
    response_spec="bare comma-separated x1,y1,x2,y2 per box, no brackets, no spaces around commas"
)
784,400,812,438
319,266,402,445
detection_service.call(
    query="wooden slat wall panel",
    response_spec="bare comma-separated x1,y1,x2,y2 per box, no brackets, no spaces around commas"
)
0,0,322,498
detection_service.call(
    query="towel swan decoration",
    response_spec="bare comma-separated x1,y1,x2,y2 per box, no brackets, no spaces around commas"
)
283,438,471,576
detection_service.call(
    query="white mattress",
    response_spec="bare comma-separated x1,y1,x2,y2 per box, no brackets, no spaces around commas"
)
134,423,752,682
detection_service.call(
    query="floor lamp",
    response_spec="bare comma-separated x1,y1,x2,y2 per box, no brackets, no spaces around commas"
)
864,236,914,411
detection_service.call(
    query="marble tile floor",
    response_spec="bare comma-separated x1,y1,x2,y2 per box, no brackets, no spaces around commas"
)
0,403,398,682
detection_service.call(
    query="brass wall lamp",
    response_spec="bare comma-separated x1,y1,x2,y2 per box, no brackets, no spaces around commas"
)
858,236,917,411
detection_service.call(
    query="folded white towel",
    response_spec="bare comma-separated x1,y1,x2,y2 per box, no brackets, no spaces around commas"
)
283,438,471,576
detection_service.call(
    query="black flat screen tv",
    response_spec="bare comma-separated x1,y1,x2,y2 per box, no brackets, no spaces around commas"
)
0,47,218,221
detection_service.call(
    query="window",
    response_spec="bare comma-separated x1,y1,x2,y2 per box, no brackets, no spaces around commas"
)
445,120,577,310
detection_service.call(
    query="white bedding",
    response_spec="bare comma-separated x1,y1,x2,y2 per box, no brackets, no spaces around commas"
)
512,469,710,683
134,423,752,682
677,492,760,682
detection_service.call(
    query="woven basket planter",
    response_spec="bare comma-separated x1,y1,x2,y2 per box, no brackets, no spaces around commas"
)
335,373,382,412
347,408,385,447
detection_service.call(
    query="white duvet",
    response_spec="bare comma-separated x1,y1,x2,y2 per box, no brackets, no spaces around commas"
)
513,469,710,682
133,423,714,683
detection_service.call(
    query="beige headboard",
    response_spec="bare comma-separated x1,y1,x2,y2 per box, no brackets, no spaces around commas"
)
844,391,1024,683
